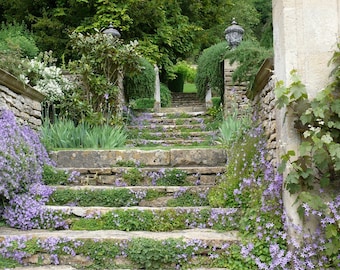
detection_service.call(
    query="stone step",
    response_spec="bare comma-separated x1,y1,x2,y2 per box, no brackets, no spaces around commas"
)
127,138,213,147
131,116,209,125
160,106,206,113
138,111,207,118
0,227,239,247
50,185,212,207
62,166,224,186
47,205,237,217
127,123,209,132
0,227,239,269
129,130,216,139
51,148,227,168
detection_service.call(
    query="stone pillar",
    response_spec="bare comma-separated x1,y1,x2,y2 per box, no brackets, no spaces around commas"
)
272,0,340,242
154,65,161,112
223,60,248,117
117,69,125,117
205,87,212,109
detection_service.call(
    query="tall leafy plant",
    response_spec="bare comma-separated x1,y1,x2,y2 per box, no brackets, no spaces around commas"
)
61,31,141,125
195,42,228,100
224,40,272,92
124,57,155,101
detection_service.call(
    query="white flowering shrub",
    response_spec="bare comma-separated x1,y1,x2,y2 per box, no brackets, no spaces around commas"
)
20,51,73,102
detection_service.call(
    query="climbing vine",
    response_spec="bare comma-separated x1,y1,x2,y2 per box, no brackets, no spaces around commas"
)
275,43,340,264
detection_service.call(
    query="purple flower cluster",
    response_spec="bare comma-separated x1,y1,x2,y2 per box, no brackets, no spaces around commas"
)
0,109,66,230
0,235,84,265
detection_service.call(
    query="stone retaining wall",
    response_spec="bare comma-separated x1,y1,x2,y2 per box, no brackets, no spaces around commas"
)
249,58,277,164
223,58,277,164
0,68,45,129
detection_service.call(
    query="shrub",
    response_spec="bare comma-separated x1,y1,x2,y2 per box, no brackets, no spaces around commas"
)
0,22,39,58
130,98,155,110
160,83,172,107
195,42,228,100
224,39,272,92
124,57,155,101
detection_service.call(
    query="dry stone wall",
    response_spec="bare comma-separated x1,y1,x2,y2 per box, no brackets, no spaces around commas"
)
223,58,277,164
250,58,277,164
0,68,45,129
223,61,249,117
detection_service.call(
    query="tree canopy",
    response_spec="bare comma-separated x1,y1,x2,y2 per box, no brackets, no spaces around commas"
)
0,0,272,75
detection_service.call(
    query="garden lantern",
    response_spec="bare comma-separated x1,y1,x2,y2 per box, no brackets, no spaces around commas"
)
225,18,244,49
102,23,121,38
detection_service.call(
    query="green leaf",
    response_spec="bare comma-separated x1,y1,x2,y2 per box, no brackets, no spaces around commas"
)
320,175,330,188
326,224,338,238
299,141,312,155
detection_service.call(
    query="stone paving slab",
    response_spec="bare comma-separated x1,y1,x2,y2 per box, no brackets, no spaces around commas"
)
45,205,238,217
51,148,227,168
0,228,240,247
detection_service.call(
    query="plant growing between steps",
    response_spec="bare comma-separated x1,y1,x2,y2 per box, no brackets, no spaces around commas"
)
0,109,68,230
0,235,237,269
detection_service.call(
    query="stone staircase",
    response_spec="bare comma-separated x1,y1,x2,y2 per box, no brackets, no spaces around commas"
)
0,94,240,269
162,92,206,113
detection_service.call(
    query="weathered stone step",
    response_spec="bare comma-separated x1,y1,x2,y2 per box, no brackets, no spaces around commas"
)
47,205,234,217
131,116,209,125
129,130,216,139
62,165,224,186
138,111,207,118
53,185,211,192
160,106,207,113
127,123,207,132
50,185,211,207
0,227,239,247
128,138,212,146
51,148,227,168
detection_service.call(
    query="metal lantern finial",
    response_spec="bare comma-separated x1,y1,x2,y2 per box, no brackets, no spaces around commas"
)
225,18,244,49
102,23,121,38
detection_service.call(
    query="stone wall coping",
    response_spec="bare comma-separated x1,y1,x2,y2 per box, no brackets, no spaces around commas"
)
249,58,274,100
0,68,45,102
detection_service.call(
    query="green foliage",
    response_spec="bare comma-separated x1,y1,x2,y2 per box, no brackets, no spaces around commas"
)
60,31,141,124
129,98,155,110
168,72,185,93
49,188,141,207
124,57,155,101
0,21,39,57
276,45,340,263
167,190,209,207
274,70,308,109
42,165,70,185
195,42,228,100
127,238,188,270
78,240,121,269
70,208,240,232
224,40,273,92
40,118,126,149
122,168,144,186
157,169,189,186
218,112,251,146
0,22,38,77
208,133,262,208
276,68,340,194
160,83,172,107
